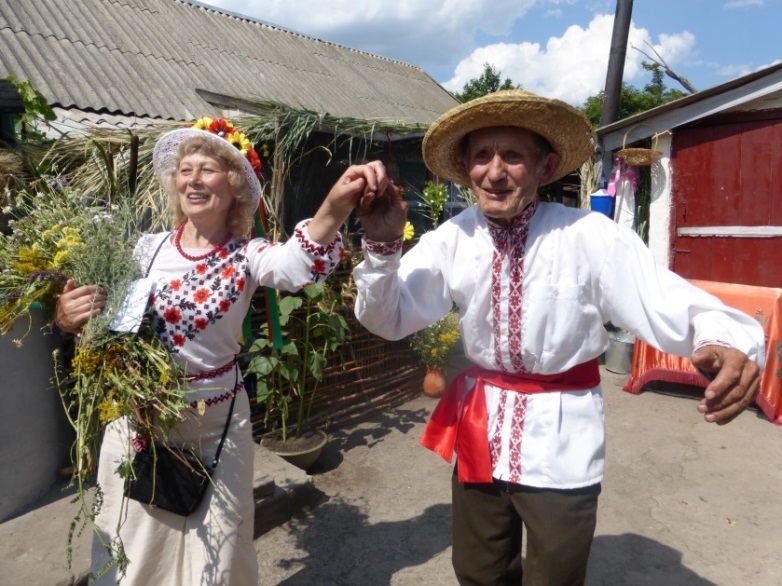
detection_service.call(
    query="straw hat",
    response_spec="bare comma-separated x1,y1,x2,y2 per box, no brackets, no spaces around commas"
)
153,117,262,206
423,90,596,186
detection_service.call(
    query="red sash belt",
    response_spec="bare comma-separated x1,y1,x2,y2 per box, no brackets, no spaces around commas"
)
420,360,601,483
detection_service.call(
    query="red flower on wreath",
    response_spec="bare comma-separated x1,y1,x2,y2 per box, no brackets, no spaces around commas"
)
246,148,263,179
208,118,234,138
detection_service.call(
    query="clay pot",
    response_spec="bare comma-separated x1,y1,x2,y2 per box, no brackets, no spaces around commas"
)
422,367,447,398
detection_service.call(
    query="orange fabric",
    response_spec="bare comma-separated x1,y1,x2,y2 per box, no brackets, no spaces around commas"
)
420,360,601,483
623,279,782,425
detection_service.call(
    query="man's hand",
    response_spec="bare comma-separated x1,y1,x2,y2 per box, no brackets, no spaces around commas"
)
692,345,760,424
54,278,106,334
356,178,409,243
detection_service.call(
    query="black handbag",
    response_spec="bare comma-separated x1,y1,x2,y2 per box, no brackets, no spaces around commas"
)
124,385,236,516
123,233,237,515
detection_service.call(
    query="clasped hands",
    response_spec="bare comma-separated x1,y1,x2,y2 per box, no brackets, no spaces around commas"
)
324,160,408,242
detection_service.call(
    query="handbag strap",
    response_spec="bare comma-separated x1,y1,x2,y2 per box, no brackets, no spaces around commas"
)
209,364,238,469
145,232,172,277
144,232,237,469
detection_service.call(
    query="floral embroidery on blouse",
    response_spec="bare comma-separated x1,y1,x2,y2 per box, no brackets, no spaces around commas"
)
150,238,249,353
294,219,344,282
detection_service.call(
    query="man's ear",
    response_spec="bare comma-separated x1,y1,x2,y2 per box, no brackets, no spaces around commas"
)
538,152,561,184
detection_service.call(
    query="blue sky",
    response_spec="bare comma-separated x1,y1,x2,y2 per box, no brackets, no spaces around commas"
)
197,0,780,107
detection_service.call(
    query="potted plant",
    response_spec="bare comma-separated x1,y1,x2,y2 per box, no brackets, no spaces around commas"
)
409,311,461,398
246,281,348,469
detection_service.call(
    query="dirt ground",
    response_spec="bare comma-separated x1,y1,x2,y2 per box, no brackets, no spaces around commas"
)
253,367,782,586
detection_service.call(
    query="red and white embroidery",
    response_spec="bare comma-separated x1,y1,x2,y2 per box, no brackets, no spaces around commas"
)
151,238,249,353
364,238,403,256
486,200,538,482
487,199,538,373
294,220,344,282
507,394,528,483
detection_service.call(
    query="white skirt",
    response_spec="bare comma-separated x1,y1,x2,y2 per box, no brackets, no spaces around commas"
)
90,391,258,585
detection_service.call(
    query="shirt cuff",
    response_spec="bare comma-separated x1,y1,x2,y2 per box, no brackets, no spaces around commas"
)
362,236,403,257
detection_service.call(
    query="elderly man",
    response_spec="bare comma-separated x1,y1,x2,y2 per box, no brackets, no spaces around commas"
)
352,90,764,585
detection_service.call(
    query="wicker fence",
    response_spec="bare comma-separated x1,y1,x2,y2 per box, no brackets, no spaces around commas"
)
245,264,425,439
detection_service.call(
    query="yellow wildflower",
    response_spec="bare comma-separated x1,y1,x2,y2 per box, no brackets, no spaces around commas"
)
403,221,415,241
159,367,171,387
97,400,121,423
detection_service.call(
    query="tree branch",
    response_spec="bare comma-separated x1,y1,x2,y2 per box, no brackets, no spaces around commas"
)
631,42,698,94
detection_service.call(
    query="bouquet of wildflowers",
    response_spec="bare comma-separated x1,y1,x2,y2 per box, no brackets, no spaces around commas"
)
1,175,188,574
410,310,461,369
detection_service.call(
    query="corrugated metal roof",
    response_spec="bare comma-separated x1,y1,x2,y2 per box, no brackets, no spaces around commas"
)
0,0,458,125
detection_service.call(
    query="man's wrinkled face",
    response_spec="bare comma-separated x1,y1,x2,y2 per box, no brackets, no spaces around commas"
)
465,126,559,226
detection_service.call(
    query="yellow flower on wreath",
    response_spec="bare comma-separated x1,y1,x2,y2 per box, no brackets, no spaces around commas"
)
226,130,253,155
192,116,215,130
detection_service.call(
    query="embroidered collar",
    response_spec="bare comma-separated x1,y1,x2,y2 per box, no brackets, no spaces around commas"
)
486,198,539,252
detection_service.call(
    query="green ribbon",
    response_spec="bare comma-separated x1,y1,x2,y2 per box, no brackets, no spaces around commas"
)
242,209,283,349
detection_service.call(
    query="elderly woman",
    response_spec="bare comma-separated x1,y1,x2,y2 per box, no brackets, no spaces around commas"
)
55,118,388,585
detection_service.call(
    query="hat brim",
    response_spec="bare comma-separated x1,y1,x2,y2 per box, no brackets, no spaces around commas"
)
423,90,596,187
152,127,261,206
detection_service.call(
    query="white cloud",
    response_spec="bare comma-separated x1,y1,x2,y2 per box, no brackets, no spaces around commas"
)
442,15,696,106
724,0,764,8
199,2,699,105
204,0,538,71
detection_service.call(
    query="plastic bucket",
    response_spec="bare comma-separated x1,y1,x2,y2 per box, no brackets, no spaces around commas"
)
590,195,614,219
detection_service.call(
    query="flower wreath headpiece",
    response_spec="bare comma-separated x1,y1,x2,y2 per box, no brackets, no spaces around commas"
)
152,116,263,207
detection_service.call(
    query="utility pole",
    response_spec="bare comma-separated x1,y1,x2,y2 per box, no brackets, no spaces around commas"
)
600,0,634,127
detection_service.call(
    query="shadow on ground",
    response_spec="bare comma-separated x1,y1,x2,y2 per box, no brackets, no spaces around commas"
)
588,533,717,585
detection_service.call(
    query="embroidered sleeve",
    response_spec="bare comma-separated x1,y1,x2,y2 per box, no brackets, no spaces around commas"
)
246,219,344,290
363,237,403,257
293,220,344,282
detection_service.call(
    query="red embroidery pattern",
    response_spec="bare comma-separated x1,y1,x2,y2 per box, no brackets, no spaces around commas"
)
365,238,403,256
487,199,539,373
489,389,508,470
151,238,249,353
188,360,236,381
507,394,528,483
294,220,343,282
189,381,245,409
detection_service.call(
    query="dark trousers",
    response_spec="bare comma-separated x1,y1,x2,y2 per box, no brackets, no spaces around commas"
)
451,469,601,586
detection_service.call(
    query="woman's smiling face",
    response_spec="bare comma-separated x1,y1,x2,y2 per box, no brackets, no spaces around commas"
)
175,152,235,223
465,126,559,226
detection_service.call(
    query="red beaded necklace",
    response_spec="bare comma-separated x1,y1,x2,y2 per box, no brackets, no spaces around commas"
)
173,223,232,262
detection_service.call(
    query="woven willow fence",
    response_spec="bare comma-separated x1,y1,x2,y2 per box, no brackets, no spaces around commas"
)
244,262,425,438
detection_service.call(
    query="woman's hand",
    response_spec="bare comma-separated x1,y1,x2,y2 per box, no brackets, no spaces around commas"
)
54,278,106,334
308,161,391,244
